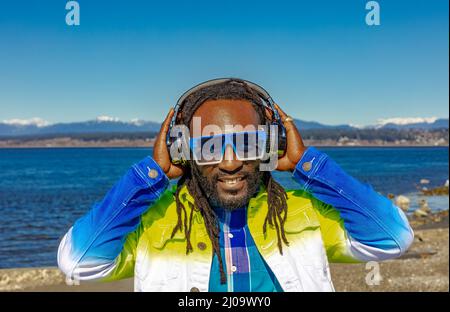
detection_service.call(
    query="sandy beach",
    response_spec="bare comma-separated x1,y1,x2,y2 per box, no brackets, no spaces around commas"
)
1,212,448,292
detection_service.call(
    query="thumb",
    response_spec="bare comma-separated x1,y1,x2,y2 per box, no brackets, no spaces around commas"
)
153,108,175,172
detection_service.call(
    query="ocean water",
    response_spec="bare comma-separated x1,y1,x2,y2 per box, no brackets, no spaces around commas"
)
0,147,448,268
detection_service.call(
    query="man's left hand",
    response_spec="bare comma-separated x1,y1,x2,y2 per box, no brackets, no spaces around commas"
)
273,104,307,172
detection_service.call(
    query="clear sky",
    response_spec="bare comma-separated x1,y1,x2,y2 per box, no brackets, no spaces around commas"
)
0,0,448,126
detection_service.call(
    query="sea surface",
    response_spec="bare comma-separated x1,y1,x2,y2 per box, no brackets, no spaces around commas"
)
0,147,448,268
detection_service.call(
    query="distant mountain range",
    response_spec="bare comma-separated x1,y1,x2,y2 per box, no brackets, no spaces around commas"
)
0,116,448,137
0,116,161,137
372,117,449,130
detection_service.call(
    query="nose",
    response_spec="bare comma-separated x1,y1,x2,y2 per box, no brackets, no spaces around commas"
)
218,144,243,173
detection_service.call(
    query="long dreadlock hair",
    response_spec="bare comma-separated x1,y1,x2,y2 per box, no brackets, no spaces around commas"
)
169,79,289,284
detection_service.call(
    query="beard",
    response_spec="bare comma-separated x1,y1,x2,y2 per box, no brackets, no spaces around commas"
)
191,163,263,211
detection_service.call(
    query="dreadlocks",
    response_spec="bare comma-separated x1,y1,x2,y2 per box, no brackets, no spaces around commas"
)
169,79,289,284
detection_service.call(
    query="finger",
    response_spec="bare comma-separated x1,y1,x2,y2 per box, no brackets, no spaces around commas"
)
274,103,296,132
274,103,288,119
275,157,291,171
273,104,306,170
154,108,174,148
167,164,184,180
274,103,304,148
161,108,175,136
274,103,297,132
153,109,175,170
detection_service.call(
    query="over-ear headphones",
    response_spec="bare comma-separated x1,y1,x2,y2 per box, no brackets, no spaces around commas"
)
166,78,287,164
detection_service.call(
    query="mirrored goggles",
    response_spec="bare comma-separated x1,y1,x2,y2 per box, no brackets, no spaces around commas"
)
189,130,267,165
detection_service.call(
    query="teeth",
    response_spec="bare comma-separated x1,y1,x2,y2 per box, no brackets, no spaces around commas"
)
219,177,244,185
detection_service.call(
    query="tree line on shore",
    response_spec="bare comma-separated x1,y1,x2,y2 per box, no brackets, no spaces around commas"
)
0,128,448,145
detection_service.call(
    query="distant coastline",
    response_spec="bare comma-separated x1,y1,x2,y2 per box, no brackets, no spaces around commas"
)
0,138,155,148
0,141,448,148
1,124,447,148
0,138,449,149
0,138,448,148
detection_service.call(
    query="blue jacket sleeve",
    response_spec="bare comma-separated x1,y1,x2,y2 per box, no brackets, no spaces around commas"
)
57,156,169,280
292,147,414,260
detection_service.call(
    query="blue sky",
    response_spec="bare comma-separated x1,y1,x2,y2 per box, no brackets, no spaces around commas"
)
0,0,448,126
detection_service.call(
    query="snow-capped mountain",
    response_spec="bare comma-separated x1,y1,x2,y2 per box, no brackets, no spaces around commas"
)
0,116,161,136
1,117,50,128
0,116,447,137
373,117,449,130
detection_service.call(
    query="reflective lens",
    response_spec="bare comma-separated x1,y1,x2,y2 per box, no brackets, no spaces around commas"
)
190,130,267,165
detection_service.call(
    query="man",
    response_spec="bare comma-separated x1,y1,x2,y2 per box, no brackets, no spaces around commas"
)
58,78,413,292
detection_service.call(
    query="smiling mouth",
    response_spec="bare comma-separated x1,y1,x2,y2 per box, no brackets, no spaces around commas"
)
218,176,245,185
217,176,247,190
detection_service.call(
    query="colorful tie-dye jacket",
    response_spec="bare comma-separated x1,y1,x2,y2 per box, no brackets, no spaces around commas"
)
58,147,414,291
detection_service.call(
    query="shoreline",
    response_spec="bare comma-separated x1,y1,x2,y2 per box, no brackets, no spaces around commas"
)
1,212,448,292
0,144,448,149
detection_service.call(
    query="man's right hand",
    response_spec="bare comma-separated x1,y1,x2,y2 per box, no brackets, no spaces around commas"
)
153,108,185,179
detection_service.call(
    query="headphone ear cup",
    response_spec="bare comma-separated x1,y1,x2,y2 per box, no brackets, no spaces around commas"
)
171,137,186,165
166,120,190,165
277,124,287,157
265,124,272,155
171,139,180,164
265,122,284,156
166,137,178,164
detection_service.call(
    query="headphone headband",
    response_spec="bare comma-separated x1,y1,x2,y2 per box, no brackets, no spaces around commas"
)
171,78,281,128
177,78,272,105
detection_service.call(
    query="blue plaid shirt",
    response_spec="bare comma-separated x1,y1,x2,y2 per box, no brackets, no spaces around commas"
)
208,207,283,292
